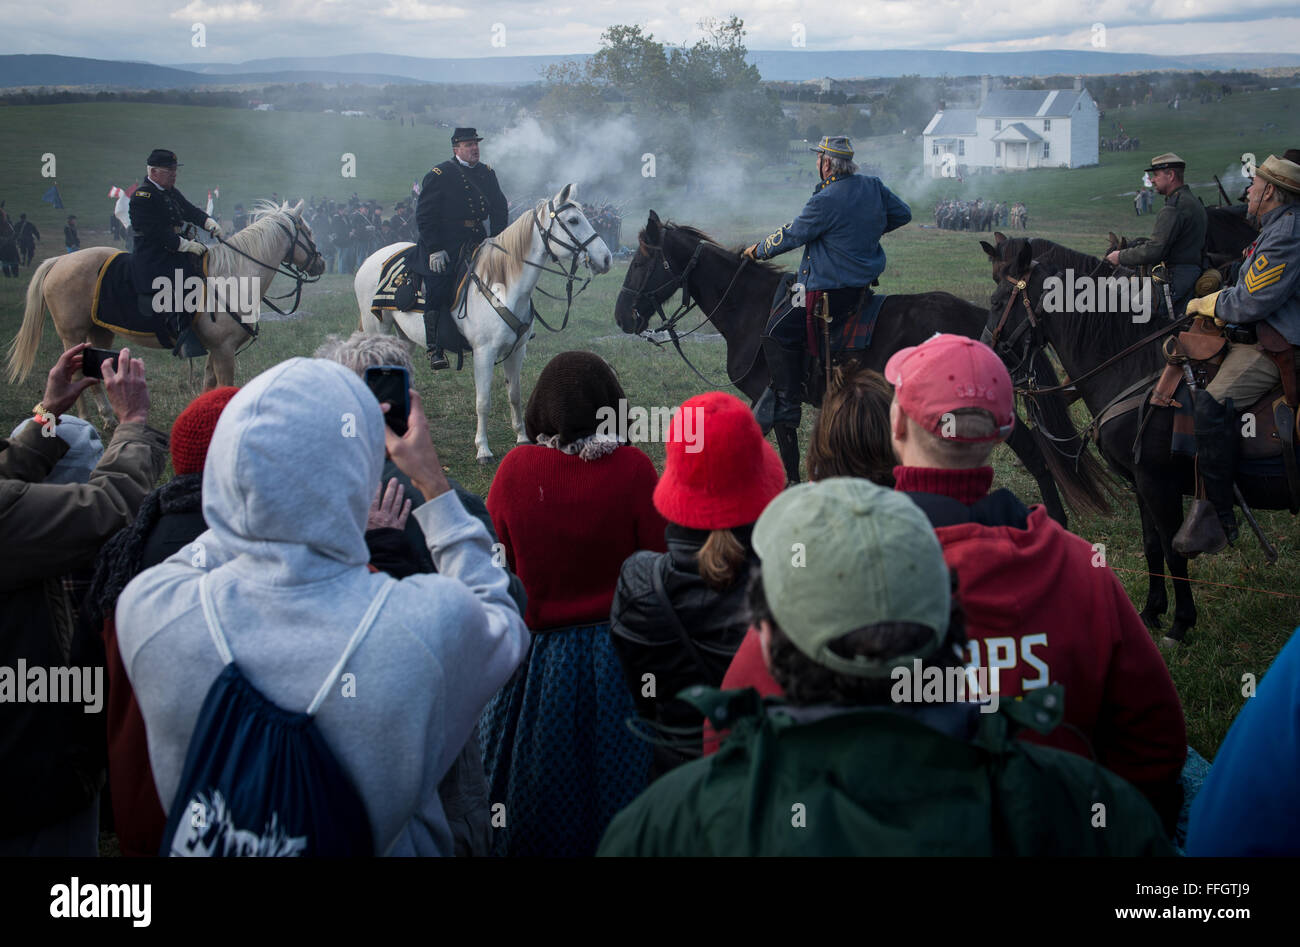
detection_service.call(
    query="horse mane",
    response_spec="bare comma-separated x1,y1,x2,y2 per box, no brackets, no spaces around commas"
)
204,200,298,275
1029,237,1133,277
646,221,786,276
477,198,576,289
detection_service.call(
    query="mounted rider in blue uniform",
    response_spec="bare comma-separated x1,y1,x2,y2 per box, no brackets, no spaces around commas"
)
743,135,912,482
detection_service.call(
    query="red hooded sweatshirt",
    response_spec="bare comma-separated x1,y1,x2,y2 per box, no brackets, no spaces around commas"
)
712,466,1186,829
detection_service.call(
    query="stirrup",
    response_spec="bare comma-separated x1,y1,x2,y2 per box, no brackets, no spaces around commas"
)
427,349,449,370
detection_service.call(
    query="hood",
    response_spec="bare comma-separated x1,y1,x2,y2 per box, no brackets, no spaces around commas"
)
201,357,385,584
932,506,1077,635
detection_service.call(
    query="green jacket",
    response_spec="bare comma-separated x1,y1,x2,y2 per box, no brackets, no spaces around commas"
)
598,686,1176,857
1117,184,1207,270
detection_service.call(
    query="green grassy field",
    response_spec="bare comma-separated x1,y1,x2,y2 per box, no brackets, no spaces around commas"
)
2,91,1299,760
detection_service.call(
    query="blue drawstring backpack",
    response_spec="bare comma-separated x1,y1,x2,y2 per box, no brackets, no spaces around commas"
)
161,573,395,857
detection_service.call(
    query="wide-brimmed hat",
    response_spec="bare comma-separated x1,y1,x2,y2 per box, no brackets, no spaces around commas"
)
653,392,786,530
147,149,181,168
1144,152,1185,173
809,135,854,159
1255,154,1300,196
452,127,484,144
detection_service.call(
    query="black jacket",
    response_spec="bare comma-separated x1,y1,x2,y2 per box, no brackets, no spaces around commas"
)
413,159,507,276
610,524,757,777
128,177,208,294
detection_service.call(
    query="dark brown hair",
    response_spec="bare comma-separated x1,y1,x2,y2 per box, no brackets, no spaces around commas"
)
696,528,747,590
806,363,896,486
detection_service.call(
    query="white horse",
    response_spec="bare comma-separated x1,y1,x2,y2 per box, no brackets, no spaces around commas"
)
355,183,611,463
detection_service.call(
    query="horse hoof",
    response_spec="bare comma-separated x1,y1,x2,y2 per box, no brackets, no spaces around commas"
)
1158,635,1181,651
476,454,494,466
1138,609,1164,631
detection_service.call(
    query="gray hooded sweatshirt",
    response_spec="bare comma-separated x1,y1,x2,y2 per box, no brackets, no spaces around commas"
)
117,358,528,856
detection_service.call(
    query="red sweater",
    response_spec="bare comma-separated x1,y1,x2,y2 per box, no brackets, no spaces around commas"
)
487,444,668,630
713,466,1186,822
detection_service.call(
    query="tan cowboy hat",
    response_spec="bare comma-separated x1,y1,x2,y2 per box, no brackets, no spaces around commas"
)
1255,154,1300,196
1144,152,1185,173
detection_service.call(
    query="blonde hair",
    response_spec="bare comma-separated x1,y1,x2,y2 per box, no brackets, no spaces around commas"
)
696,528,748,591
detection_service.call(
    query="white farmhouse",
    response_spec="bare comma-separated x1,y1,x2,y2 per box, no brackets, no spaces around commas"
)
922,78,1099,176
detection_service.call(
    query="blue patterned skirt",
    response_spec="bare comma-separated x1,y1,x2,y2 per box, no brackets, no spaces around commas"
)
478,622,651,856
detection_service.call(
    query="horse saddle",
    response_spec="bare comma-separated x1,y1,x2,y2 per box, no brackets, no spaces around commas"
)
90,251,202,355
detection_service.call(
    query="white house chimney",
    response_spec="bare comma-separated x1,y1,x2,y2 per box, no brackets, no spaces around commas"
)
980,74,990,101
1073,75,1083,92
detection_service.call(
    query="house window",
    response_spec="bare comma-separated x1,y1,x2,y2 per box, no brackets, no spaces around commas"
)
958,140,965,156
994,119,1002,131
932,141,939,156
1043,119,1051,131
1043,142,1051,159
995,142,1002,158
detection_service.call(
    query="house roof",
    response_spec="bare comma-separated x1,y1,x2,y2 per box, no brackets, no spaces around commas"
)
991,122,1044,143
923,109,977,137
978,89,1084,118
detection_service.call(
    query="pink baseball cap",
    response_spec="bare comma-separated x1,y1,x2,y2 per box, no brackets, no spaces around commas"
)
883,334,1014,443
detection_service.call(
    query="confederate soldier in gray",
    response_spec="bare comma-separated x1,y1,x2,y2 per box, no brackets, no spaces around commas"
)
412,127,508,370
1105,152,1207,314
1174,155,1300,556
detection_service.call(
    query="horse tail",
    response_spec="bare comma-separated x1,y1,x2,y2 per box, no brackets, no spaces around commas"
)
1022,349,1117,516
6,256,58,383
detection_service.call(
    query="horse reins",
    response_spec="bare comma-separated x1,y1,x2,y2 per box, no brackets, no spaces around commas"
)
621,232,751,387
213,213,324,322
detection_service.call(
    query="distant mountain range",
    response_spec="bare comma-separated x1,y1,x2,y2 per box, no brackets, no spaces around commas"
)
2,49,1299,90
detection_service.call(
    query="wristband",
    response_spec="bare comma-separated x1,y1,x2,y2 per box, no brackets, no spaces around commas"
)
32,402,60,426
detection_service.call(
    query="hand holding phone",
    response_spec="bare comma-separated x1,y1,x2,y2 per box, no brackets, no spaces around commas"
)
81,347,121,380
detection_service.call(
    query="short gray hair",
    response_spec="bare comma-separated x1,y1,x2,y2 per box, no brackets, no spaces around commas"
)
314,331,414,376
825,155,858,176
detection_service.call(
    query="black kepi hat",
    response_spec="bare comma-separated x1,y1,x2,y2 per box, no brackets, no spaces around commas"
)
452,127,484,144
147,149,181,168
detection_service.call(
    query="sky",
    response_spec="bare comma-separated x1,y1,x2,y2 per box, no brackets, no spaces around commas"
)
7,0,1300,64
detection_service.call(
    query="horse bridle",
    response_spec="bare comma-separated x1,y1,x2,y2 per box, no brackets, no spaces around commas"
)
214,212,324,320
619,228,751,386
476,198,601,333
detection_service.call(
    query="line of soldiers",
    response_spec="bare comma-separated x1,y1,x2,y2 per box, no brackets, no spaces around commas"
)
934,199,1025,231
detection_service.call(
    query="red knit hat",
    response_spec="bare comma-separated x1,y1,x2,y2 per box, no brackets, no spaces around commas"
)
171,386,239,475
654,391,786,530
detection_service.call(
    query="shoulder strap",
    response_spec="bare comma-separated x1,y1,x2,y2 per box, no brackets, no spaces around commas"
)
650,559,715,681
306,577,397,716
196,572,398,716
198,572,235,665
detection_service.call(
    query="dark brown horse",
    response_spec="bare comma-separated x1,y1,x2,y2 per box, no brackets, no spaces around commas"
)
614,210,1112,527
981,235,1296,644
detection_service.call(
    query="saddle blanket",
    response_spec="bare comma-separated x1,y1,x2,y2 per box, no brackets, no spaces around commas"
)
91,251,198,349
369,246,427,317
805,290,887,354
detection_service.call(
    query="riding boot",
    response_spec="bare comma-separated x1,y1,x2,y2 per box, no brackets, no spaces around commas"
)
758,335,805,426
1174,395,1239,557
423,301,449,371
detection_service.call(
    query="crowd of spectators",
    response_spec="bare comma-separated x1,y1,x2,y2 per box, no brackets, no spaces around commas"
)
1,330,1295,857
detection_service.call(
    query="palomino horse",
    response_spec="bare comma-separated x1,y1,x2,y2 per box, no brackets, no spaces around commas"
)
614,211,1113,526
6,200,325,418
355,183,612,463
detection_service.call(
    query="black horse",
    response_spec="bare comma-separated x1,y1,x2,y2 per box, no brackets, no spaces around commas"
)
614,210,1112,526
981,235,1296,643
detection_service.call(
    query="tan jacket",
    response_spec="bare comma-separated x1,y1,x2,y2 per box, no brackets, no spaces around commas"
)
0,420,169,588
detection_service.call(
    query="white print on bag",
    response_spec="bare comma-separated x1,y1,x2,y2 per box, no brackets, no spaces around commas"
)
49,877,151,927
170,788,308,857
0,662,103,713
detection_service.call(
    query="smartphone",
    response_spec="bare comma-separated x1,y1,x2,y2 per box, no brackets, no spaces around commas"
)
364,365,411,436
81,347,121,380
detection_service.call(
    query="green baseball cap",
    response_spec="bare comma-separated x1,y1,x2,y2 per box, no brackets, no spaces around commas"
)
752,478,951,678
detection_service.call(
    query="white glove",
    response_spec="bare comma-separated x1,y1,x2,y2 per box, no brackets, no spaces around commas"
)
428,250,449,273
178,237,206,255
204,217,223,239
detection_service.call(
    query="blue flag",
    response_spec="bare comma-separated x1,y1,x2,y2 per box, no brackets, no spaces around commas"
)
41,185,63,209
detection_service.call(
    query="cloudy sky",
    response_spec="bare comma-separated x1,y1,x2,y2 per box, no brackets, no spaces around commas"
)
9,0,1300,63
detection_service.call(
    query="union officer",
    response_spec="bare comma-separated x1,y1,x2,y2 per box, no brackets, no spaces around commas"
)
412,127,508,369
